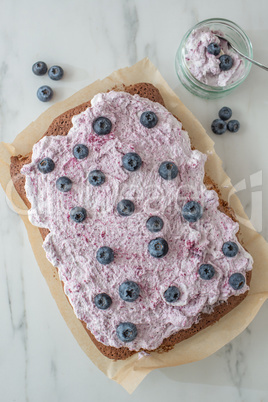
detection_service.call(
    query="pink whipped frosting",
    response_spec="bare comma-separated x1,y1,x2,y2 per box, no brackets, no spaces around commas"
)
185,27,245,86
21,91,253,351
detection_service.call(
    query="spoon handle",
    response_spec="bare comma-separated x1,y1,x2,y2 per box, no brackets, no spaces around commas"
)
215,34,268,71
230,45,268,71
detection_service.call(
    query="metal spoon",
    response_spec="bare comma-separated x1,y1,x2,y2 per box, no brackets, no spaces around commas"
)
215,34,268,71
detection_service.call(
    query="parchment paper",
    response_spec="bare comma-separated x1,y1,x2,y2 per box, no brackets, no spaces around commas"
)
1,58,268,394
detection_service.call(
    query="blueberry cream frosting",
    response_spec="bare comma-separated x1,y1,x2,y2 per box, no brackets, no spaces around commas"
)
21,91,253,351
185,27,245,86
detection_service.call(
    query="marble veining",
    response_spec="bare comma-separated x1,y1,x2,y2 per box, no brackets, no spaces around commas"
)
0,0,268,400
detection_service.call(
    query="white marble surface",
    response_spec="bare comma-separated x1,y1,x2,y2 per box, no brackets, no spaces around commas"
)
1,0,268,400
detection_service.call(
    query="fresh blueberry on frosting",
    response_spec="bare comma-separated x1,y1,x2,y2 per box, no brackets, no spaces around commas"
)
96,246,114,265
70,206,87,223
182,201,203,222
94,293,112,310
117,199,135,216
158,161,178,180
229,273,245,290
119,281,140,302
116,322,138,342
148,238,169,258
140,111,158,128
222,241,239,257
146,216,164,233
37,157,55,174
164,286,180,303
88,170,105,186
207,42,221,56
93,116,112,135
56,176,72,192
219,54,233,71
199,264,215,280
122,152,142,172
73,144,89,160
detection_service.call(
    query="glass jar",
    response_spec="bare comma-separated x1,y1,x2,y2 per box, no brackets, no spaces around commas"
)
175,18,253,99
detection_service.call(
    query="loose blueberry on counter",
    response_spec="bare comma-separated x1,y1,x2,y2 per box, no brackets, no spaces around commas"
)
96,246,114,265
182,201,203,222
116,322,137,342
229,273,245,290
211,119,227,135
148,237,169,258
73,144,89,160
222,241,239,257
94,293,112,310
227,119,240,133
32,61,47,76
117,199,135,216
37,85,53,102
70,206,87,223
207,42,221,56
88,170,105,186
219,54,233,71
122,153,142,171
140,111,158,128
93,117,112,135
56,176,72,192
38,157,55,173
146,216,164,233
164,286,180,303
119,281,140,302
199,264,215,280
158,161,178,180
48,65,64,80
218,106,232,121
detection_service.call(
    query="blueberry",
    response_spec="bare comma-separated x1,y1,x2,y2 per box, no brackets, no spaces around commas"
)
37,157,55,173
117,199,135,216
218,106,232,121
73,144,89,160
229,273,245,290
182,201,203,222
146,216,164,233
56,176,72,192
96,246,114,265
119,281,140,302
37,85,53,102
222,241,239,257
207,42,221,56
199,264,215,280
94,293,112,310
116,322,137,342
70,207,87,223
140,111,158,128
158,161,179,180
122,153,142,172
48,65,64,80
148,237,168,258
164,286,180,303
32,61,47,76
93,117,112,135
227,120,240,133
219,54,233,71
211,119,227,135
88,170,105,186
